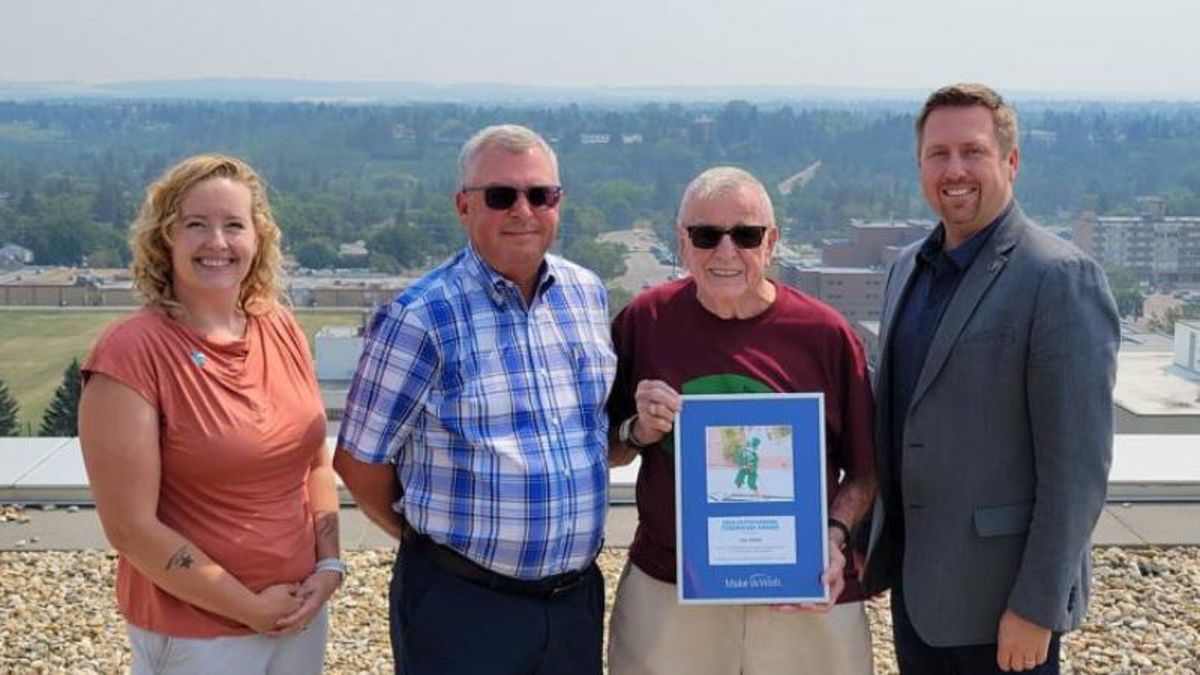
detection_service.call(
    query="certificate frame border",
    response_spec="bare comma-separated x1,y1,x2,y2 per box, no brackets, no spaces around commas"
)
673,392,829,605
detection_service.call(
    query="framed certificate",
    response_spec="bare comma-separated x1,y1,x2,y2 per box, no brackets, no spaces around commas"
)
674,393,828,604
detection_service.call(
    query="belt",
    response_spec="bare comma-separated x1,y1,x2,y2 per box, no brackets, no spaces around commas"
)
401,526,592,600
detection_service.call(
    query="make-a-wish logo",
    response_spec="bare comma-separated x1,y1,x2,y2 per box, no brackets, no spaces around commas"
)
724,573,783,589
190,350,207,368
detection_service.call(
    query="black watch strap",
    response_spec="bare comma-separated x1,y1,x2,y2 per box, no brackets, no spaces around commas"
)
827,518,852,550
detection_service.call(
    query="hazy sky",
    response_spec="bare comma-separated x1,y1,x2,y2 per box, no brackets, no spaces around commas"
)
2,0,1198,96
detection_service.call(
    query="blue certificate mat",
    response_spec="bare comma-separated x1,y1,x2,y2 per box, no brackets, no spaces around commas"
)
674,393,828,604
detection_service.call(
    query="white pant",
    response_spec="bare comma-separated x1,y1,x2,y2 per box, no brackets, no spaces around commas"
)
608,562,874,675
126,607,328,675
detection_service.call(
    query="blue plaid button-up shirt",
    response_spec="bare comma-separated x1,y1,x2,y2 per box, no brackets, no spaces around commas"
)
338,245,617,579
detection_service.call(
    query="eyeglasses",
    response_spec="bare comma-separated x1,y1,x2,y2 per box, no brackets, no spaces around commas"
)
685,224,769,249
462,185,563,210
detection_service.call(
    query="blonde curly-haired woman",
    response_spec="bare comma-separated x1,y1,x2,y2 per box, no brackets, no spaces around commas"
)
80,154,340,675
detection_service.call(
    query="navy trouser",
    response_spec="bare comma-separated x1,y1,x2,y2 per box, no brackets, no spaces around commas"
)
388,540,604,675
891,581,1061,675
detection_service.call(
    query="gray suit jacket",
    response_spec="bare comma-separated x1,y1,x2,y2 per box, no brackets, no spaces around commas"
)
862,205,1120,646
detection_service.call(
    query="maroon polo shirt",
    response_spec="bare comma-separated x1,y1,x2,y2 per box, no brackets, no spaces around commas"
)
608,279,875,603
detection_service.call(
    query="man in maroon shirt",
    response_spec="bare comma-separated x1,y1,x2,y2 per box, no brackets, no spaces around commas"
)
606,166,878,674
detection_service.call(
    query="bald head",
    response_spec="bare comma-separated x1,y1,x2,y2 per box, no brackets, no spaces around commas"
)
676,166,775,229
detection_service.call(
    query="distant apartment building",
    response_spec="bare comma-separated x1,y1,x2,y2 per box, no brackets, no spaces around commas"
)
777,262,883,358
819,219,932,269
1074,198,1200,287
769,219,930,339
777,265,884,324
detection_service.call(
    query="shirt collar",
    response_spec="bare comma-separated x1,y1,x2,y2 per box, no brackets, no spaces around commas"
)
463,243,557,308
919,201,1012,271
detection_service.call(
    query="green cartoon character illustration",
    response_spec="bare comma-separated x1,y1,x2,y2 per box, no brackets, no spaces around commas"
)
733,435,761,493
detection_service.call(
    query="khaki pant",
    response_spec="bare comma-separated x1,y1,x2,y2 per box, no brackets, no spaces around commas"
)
127,606,328,675
608,562,873,675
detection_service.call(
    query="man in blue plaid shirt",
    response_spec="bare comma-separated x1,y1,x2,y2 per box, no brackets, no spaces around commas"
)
334,124,617,675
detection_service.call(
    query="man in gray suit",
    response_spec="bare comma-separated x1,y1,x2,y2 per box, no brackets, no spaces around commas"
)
862,83,1119,674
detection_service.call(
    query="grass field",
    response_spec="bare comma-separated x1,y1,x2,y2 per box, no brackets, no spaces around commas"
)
0,308,367,433
0,121,68,142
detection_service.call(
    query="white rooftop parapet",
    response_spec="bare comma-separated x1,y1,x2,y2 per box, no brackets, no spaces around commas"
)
1175,321,1200,374
0,437,642,505
1107,435,1200,501
0,435,1193,504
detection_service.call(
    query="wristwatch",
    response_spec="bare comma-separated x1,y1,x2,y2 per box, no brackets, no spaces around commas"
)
618,415,651,450
827,518,852,552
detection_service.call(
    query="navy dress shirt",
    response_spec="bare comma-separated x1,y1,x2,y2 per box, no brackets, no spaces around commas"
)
887,204,1010,516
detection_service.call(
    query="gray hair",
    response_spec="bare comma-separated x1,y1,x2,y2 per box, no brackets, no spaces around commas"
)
677,166,775,227
458,124,560,186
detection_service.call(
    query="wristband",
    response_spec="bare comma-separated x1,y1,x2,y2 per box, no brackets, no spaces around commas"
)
315,557,347,579
827,518,852,550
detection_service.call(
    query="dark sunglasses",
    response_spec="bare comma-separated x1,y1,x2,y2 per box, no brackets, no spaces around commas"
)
462,185,563,210
685,224,769,249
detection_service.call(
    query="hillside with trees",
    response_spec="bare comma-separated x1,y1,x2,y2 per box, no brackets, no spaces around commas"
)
3,99,1200,277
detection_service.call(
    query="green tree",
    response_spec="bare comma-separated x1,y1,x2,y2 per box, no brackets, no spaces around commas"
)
368,223,429,268
586,179,652,228
90,175,125,224
607,287,634,318
17,189,36,216
559,204,606,251
294,238,340,269
369,252,402,274
564,238,627,282
1112,287,1145,319
40,359,81,437
1106,266,1145,318
0,380,20,436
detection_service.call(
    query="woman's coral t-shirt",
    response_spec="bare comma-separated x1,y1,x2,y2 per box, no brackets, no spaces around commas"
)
83,306,327,637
